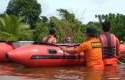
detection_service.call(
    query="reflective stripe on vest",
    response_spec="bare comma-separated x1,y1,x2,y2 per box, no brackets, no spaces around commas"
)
100,32,116,58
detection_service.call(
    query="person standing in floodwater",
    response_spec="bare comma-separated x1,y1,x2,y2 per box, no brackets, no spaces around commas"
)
100,21,120,66
60,27,104,70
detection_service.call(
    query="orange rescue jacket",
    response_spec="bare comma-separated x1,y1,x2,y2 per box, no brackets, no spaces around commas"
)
75,37,104,70
42,35,57,43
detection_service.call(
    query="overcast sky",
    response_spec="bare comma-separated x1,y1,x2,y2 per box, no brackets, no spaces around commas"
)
0,0,125,23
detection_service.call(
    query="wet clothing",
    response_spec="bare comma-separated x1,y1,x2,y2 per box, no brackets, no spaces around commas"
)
100,32,120,66
75,37,104,70
84,69,104,80
42,35,57,44
105,66,118,78
103,58,118,66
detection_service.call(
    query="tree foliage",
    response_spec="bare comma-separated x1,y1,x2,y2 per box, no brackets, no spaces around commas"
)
1,0,125,43
95,13,125,41
6,0,41,29
0,13,33,41
49,9,84,43
33,16,49,41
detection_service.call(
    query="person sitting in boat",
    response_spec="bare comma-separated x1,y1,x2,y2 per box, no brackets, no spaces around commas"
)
60,27,104,70
42,28,57,44
65,35,72,44
100,21,120,66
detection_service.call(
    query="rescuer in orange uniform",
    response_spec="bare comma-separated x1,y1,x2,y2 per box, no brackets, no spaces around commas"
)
60,27,104,70
42,29,57,44
100,22,120,66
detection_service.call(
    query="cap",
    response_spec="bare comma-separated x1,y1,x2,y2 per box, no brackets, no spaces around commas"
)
85,27,97,36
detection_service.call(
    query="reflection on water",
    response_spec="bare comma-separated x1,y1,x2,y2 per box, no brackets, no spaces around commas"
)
0,62,125,80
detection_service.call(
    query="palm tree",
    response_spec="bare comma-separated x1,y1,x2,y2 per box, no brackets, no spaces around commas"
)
0,13,34,41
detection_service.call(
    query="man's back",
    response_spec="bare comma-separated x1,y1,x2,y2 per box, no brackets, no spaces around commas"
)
75,37,104,69
100,21,120,66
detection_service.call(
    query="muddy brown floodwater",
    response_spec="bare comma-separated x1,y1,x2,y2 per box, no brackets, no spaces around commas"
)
0,62,125,80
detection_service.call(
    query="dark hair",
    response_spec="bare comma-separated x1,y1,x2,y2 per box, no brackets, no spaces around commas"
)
102,22,110,32
86,27,97,36
49,29,56,35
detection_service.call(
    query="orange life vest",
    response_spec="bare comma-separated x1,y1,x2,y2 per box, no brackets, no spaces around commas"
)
43,36,52,43
100,32,117,58
42,35,57,43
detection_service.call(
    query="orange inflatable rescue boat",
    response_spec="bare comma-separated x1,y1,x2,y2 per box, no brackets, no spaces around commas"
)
0,42,14,62
6,43,85,67
6,42,125,67
0,41,34,62
117,44,125,59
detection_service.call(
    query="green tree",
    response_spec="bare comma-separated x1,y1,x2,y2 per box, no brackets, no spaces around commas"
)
0,13,33,41
6,0,41,29
49,9,83,43
33,16,49,41
95,13,125,41
86,21,101,36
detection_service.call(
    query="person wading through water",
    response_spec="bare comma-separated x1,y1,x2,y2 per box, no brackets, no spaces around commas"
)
100,21,120,66
42,29,57,44
60,27,104,70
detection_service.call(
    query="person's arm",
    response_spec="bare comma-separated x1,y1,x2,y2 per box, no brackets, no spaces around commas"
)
60,46,77,54
116,38,120,56
60,42,87,54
